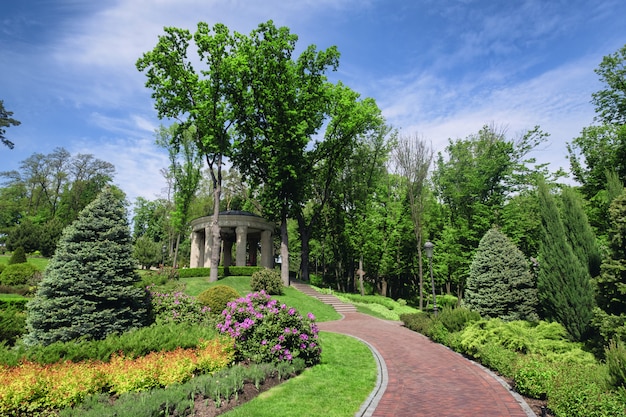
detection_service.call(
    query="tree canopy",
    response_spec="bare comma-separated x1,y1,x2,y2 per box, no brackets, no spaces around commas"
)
0,100,20,150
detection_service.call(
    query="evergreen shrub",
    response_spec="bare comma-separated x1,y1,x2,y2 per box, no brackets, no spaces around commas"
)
0,263,40,286
606,338,626,389
250,268,283,295
0,306,26,346
513,356,558,399
438,306,481,333
216,291,321,366
7,247,27,265
25,187,150,346
178,267,224,278
0,264,4,274
197,285,241,315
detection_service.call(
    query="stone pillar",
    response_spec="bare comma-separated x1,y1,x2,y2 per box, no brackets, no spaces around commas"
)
223,240,233,267
260,230,273,268
248,237,259,266
235,226,248,266
190,230,201,268
204,226,213,268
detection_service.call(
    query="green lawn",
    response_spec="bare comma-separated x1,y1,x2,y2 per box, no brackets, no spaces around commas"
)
222,331,378,417
0,254,49,271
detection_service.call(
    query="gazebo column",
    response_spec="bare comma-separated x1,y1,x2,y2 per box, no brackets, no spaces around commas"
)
223,240,233,267
190,230,202,268
204,226,213,267
260,230,273,268
235,226,248,266
248,237,259,266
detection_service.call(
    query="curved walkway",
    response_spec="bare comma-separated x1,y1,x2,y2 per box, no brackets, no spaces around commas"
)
293,283,535,417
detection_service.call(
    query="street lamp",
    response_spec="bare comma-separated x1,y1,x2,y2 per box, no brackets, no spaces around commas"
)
424,241,438,317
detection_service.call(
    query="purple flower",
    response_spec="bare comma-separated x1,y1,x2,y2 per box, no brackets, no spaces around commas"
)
307,312,316,320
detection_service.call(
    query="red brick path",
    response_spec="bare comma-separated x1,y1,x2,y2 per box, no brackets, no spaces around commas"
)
319,313,534,417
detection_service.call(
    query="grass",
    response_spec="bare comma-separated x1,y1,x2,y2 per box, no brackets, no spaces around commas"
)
0,254,49,271
222,331,378,417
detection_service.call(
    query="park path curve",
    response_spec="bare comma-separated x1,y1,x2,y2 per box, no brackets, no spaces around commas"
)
292,282,535,417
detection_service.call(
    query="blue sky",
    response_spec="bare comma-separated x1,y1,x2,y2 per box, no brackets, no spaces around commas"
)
1,0,625,204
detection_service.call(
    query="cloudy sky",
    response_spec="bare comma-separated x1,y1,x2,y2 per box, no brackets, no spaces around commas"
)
1,0,625,203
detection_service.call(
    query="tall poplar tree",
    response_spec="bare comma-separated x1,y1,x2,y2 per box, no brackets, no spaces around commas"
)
25,187,149,346
537,180,595,341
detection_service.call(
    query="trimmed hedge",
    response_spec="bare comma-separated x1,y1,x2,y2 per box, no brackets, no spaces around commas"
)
179,266,263,278
0,296,28,311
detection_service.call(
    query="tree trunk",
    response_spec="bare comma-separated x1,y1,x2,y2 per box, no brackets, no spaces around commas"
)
172,233,180,269
280,215,290,286
299,219,311,282
358,255,365,296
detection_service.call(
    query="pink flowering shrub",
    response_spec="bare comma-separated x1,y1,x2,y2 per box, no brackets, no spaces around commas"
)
216,291,321,366
147,286,211,324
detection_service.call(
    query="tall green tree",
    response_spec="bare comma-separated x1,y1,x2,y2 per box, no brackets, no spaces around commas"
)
560,186,602,277
592,43,626,125
465,228,538,321
597,191,626,316
25,187,150,346
230,21,340,285
0,100,20,150
137,22,236,282
393,133,433,309
156,124,202,268
537,180,595,341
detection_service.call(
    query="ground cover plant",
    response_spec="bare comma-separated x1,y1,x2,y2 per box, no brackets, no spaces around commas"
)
400,311,626,416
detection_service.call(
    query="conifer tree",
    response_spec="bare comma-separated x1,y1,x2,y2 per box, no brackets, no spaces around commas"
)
560,186,602,277
537,181,595,341
25,187,149,346
465,228,538,321
7,246,27,265
597,191,626,315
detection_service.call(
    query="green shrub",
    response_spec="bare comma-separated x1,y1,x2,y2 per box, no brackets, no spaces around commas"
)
606,338,626,389
197,285,241,314
400,312,434,335
476,342,520,378
8,247,27,265
0,296,28,311
148,287,211,324
250,268,283,295
0,263,40,286
0,306,26,346
179,267,223,278
225,266,262,276
0,264,5,275
309,273,324,287
438,306,481,333
216,291,321,366
548,364,626,417
513,356,557,399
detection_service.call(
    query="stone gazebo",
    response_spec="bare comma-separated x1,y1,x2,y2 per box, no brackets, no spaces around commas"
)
189,211,274,268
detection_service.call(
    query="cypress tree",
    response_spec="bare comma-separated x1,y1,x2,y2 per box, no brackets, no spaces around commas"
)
560,186,602,277
537,181,595,341
597,191,626,315
25,187,149,346
7,246,27,265
465,228,538,321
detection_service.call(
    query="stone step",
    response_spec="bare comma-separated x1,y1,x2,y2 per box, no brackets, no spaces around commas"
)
290,282,357,314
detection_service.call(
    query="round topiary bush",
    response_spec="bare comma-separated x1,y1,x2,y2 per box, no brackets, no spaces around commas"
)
0,263,40,286
250,268,283,295
197,285,241,315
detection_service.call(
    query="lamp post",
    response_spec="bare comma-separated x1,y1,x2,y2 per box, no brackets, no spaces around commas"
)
424,241,438,317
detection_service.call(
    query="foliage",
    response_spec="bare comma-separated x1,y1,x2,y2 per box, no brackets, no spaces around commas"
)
597,191,626,315
148,287,211,324
537,180,595,341
437,306,481,333
547,363,626,417
250,268,284,295
179,267,216,278
0,306,26,346
0,262,40,286
7,247,26,265
59,359,307,417
0,338,233,415
216,291,321,366
592,43,626,125
606,338,626,389
0,295,28,311
0,100,20,149
560,186,602,277
24,187,150,346
465,228,538,321
0,321,220,367
197,285,240,314
513,356,558,399
132,235,162,269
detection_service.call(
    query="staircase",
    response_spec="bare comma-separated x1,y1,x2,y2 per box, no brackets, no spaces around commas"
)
291,281,357,314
